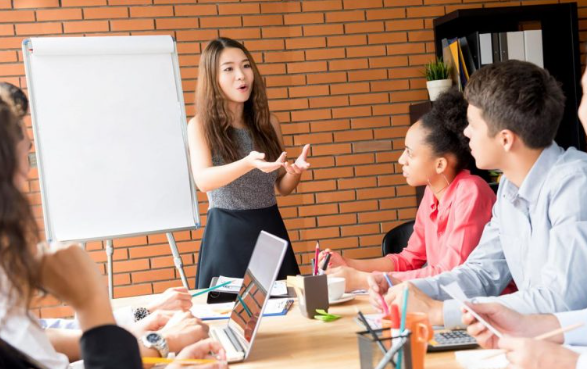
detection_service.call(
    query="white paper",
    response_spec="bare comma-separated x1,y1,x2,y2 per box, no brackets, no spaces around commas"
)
191,298,292,320
216,276,288,296
441,282,503,338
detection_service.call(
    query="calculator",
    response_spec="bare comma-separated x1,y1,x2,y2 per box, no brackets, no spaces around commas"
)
427,329,479,352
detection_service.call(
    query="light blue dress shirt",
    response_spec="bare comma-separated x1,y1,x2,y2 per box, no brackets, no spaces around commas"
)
411,143,587,329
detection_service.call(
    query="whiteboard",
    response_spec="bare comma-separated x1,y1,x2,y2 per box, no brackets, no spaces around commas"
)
23,36,199,242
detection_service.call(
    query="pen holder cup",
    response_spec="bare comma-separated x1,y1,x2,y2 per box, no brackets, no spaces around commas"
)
357,329,413,369
292,274,329,319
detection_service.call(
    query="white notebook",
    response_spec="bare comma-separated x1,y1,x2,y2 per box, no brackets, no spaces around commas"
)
455,350,508,369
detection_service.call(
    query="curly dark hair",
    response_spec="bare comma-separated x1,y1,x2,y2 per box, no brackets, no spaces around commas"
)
0,102,40,311
420,88,473,173
0,82,29,119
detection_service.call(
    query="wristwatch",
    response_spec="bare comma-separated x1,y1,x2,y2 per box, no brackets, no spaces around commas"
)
141,332,169,358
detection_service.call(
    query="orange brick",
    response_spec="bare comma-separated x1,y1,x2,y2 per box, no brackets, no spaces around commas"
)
0,50,17,62
300,226,340,240
289,85,330,98
62,0,106,5
356,163,394,176
387,42,426,55
366,8,406,19
132,268,175,283
287,60,327,74
314,167,354,180
113,236,148,247
407,6,445,18
306,71,346,84
305,47,346,61
359,210,398,223
311,119,351,132
348,69,387,81
0,24,13,36
269,98,308,111
348,45,386,58
156,18,198,30
327,34,366,47
357,186,396,200
130,6,173,17
399,208,417,219
244,39,284,51
114,284,153,299
408,30,434,42
332,105,371,118
261,2,301,13
284,13,324,25
286,36,326,50
302,0,342,11
111,19,154,31
265,50,305,63
340,200,378,213
319,237,359,250
345,21,385,34
277,193,316,207
220,27,261,40
64,21,109,34
261,26,302,38
334,129,374,142
343,0,383,9
344,246,382,259
303,24,344,36
311,143,352,156
342,223,380,237
330,81,370,95
298,203,338,217
265,74,306,87
368,32,408,44
243,14,283,27
350,92,389,106
384,0,423,5
380,196,417,209
15,22,61,35
83,7,128,19
14,0,59,8
309,95,349,109
391,90,428,103
114,258,150,273
378,174,406,186
0,63,22,76
353,140,392,152
291,108,332,122
219,3,259,15
283,217,317,230
200,16,241,28
325,10,365,22
315,190,356,204
376,151,402,163
293,132,333,145
409,53,435,66
386,19,424,31
37,8,82,21
176,29,218,41
338,176,377,189
175,5,217,16
317,213,357,227
336,153,375,166
0,0,9,8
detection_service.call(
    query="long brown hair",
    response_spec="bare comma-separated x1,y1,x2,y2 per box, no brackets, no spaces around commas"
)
196,37,282,163
0,101,40,311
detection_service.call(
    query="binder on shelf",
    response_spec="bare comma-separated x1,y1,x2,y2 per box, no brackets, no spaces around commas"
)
459,37,477,76
491,33,500,63
524,30,544,68
498,32,509,61
465,32,482,70
443,38,461,90
479,33,493,65
507,31,525,61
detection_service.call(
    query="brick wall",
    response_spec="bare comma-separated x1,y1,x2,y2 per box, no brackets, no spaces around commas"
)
0,0,583,318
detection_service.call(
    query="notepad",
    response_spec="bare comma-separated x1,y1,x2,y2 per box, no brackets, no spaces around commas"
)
191,298,293,320
214,276,288,296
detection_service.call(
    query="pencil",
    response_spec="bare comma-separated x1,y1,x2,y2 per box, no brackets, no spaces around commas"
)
481,322,585,360
355,307,387,355
142,357,217,365
314,242,320,276
191,280,232,297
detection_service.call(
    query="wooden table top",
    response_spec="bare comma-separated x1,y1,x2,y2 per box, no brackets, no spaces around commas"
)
112,292,460,368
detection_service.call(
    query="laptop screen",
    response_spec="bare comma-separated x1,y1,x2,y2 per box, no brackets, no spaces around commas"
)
226,231,287,356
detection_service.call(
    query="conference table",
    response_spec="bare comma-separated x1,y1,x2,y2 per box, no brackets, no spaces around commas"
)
112,292,462,368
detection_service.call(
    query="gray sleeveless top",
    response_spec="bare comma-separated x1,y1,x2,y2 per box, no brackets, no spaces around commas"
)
208,127,278,210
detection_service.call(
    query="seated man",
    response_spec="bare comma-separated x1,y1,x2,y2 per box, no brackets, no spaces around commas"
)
369,60,587,330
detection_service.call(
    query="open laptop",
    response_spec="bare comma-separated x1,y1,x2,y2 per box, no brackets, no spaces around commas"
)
209,231,288,362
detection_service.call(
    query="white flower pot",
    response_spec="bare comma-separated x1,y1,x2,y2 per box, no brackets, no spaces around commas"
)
426,79,452,101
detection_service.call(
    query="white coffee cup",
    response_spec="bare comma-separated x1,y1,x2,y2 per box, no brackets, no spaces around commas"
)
327,276,346,301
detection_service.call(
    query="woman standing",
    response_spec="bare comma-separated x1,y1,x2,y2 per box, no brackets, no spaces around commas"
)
189,38,309,288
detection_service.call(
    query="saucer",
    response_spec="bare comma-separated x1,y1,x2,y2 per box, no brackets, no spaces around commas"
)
329,293,355,305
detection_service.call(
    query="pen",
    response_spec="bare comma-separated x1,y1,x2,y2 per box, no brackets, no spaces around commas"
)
191,280,232,297
355,307,387,354
311,259,316,276
383,273,393,288
313,242,320,276
321,252,331,272
142,357,217,365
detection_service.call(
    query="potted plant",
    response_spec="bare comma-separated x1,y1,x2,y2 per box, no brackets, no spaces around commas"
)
424,58,452,101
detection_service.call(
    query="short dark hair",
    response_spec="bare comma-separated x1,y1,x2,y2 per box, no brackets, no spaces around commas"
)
421,88,473,173
464,60,565,149
0,82,29,119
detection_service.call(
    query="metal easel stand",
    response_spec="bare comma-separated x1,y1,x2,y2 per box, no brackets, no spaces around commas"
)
105,234,189,299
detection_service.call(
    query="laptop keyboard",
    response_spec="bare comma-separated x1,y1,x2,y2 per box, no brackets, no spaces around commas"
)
211,327,245,362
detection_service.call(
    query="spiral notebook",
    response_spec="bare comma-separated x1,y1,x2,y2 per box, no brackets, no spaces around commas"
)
192,298,293,321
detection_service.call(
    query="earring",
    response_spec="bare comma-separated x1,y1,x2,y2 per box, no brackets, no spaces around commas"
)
427,174,451,195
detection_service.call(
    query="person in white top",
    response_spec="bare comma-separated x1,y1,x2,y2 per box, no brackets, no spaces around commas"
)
461,66,587,369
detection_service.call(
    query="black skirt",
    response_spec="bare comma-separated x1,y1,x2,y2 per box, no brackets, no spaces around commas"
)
195,204,300,289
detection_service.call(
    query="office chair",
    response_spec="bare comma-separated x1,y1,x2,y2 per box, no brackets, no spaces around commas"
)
381,220,415,255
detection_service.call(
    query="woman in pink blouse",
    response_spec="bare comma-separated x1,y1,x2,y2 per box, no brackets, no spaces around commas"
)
321,89,496,291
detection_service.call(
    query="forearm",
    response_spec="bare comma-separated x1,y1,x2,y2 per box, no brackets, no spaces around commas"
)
46,328,83,362
347,256,394,273
194,158,253,192
275,171,302,195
